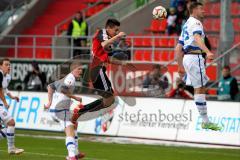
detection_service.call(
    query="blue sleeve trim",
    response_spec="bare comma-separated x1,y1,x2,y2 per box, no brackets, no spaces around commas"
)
193,30,202,35
178,40,184,45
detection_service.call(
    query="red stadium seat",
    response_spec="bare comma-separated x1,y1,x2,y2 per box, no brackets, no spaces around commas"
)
161,50,169,61
231,2,240,15
211,3,220,16
154,50,161,61
133,37,143,47
86,7,96,17
234,35,240,45
143,50,152,61
208,89,217,95
212,19,220,32
149,19,167,33
159,38,168,47
134,50,144,61
36,48,52,59
168,38,175,47
159,19,167,32
203,20,212,32
142,37,152,47
208,36,219,49
150,20,161,32
203,4,210,13
168,50,175,61
153,37,159,47
232,18,240,31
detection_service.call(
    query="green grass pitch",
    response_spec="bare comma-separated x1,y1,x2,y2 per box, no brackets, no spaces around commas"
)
0,130,239,160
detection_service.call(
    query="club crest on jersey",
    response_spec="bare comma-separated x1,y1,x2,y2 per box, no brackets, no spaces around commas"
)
196,22,201,25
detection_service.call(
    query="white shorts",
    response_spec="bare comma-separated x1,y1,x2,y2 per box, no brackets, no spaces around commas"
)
0,104,13,125
183,54,209,88
49,93,74,129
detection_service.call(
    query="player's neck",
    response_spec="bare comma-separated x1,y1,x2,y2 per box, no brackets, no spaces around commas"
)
0,69,6,76
190,14,200,20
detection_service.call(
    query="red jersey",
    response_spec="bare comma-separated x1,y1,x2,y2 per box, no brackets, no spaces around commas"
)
92,29,110,63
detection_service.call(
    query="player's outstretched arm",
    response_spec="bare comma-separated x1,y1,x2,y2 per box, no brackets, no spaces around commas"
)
6,91,19,102
61,89,82,103
44,84,54,110
194,34,214,60
101,32,126,50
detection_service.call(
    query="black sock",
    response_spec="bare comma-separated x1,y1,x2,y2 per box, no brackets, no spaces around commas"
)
78,99,104,114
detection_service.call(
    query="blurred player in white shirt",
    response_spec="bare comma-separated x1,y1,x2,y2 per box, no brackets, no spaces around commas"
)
175,2,222,131
0,58,24,155
44,61,85,160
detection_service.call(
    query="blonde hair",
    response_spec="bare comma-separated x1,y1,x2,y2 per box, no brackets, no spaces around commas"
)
70,60,82,71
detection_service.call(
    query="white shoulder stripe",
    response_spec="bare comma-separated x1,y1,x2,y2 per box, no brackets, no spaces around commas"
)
102,29,109,41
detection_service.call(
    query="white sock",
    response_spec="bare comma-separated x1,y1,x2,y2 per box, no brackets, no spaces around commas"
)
7,126,15,150
75,130,79,154
194,94,209,123
66,136,76,157
0,128,7,140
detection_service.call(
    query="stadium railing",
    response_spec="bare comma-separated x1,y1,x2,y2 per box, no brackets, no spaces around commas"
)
206,42,240,95
0,34,179,63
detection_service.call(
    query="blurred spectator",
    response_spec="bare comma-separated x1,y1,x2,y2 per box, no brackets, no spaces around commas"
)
67,11,88,58
24,62,46,91
170,0,185,8
217,66,239,101
167,7,177,35
166,78,193,99
143,64,169,91
175,1,188,35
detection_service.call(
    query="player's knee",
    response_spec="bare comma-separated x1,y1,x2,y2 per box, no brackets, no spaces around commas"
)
74,122,78,129
7,119,15,126
104,96,115,107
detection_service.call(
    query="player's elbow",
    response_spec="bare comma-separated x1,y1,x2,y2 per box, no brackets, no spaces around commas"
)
47,85,54,93
175,44,183,57
102,42,112,51
193,34,202,43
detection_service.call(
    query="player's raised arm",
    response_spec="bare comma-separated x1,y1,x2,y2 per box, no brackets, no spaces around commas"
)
61,88,82,103
101,32,126,50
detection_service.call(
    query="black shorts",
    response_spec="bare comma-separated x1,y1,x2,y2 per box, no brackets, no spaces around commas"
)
92,66,114,97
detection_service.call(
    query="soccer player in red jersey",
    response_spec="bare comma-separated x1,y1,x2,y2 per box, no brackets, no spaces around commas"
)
72,19,126,121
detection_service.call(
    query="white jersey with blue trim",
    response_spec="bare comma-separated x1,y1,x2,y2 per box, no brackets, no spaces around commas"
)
54,73,76,100
178,16,205,53
49,73,76,110
0,70,11,105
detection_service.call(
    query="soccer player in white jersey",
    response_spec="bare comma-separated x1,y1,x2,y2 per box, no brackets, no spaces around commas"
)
44,61,85,160
0,58,24,154
176,2,222,131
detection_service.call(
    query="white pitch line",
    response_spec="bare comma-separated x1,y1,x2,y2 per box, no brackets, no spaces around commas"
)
0,149,108,160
